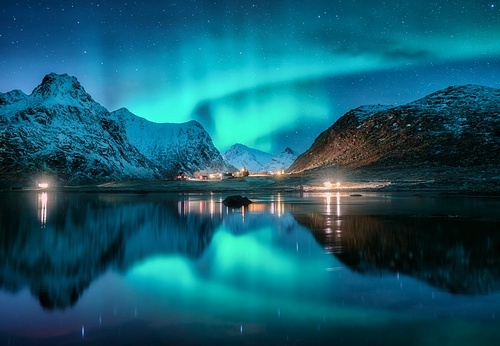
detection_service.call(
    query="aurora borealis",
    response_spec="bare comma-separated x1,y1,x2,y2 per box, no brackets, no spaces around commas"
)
1,1,499,152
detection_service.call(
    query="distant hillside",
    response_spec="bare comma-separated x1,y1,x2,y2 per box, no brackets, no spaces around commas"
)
223,143,298,173
288,85,500,180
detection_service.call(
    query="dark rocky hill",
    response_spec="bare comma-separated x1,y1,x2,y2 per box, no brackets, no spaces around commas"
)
288,85,500,185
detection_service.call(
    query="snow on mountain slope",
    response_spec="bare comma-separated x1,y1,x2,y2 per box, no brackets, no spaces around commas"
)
0,73,159,185
110,108,227,175
223,144,273,172
268,147,299,172
223,143,298,173
0,89,28,105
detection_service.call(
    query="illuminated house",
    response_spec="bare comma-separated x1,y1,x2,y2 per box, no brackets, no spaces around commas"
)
233,167,249,178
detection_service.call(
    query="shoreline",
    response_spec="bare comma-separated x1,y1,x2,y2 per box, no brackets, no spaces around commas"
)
2,175,499,197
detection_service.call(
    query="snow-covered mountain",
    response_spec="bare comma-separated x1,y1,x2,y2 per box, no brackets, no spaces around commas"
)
269,147,299,172
0,73,160,185
0,73,229,186
110,108,227,175
288,84,500,174
223,144,273,172
223,143,298,173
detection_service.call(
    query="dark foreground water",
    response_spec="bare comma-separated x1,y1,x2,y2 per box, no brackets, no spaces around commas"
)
0,191,499,345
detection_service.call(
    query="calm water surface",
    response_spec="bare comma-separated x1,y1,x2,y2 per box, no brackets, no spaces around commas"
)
0,191,499,345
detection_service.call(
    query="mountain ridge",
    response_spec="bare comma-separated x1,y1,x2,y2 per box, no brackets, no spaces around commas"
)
0,73,161,185
110,107,229,176
0,73,228,186
223,143,297,173
288,84,500,178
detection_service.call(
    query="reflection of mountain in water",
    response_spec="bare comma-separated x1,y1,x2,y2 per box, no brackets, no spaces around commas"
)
3,191,499,311
294,212,500,295
0,193,220,310
0,193,297,310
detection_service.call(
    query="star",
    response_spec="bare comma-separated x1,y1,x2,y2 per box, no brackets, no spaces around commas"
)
0,0,499,153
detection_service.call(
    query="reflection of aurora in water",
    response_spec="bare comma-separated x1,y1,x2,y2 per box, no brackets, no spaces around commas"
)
0,192,499,344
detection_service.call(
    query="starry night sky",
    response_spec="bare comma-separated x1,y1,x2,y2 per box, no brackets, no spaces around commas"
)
1,0,499,153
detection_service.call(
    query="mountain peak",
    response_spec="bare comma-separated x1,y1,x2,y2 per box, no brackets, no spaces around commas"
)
114,106,131,113
409,84,500,107
0,89,27,105
109,108,226,175
31,73,93,103
223,144,297,172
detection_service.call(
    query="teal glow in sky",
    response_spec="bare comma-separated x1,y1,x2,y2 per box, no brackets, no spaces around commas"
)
1,0,499,152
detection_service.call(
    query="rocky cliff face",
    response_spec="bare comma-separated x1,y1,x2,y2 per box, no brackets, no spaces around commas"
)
110,108,227,176
0,73,159,185
288,85,500,175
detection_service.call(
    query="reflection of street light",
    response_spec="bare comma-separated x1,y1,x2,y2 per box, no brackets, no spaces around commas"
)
336,192,341,216
326,193,331,214
38,192,48,227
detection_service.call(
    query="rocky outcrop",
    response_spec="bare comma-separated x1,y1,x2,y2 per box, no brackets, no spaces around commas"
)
222,195,253,208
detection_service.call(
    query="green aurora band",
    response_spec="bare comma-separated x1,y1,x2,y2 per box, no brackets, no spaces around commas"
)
121,1,500,152
1,0,499,152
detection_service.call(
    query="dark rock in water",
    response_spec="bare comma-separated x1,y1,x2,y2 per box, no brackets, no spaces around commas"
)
350,194,363,197
223,195,252,208
431,213,458,218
